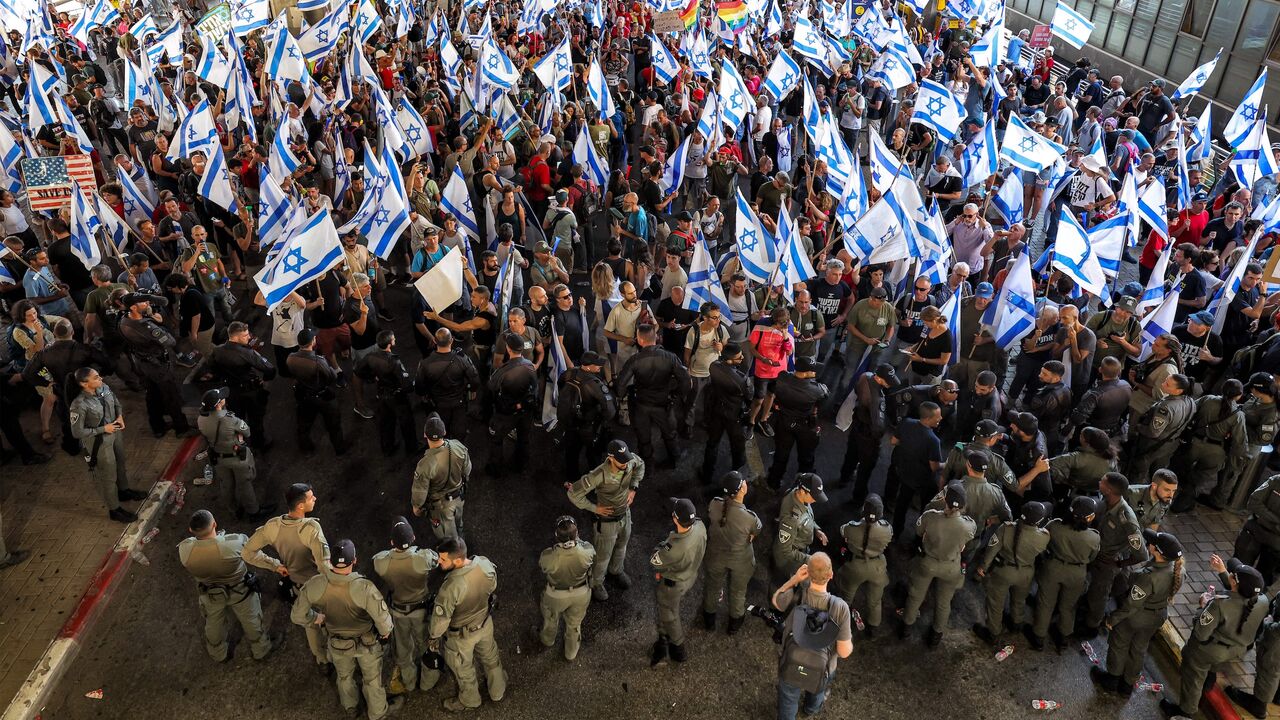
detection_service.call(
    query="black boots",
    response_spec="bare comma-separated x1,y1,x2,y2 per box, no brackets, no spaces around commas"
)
649,636,669,668
727,616,744,635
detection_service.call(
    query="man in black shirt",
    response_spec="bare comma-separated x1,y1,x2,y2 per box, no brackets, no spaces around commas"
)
1008,305,1061,402
345,272,379,419
550,283,589,367
45,218,93,305
889,278,936,371
1201,202,1245,253
1172,243,1208,323
1134,79,1175,145
305,269,350,382
655,285,697,355
1221,263,1275,371
1172,312,1223,389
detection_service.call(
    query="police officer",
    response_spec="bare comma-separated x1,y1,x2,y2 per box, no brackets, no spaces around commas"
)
243,483,333,673
414,329,480,440
616,323,689,468
286,329,344,454
566,439,644,601
650,497,707,667
486,331,538,475
928,450,1011,554
901,483,977,647
539,515,595,660
895,380,959,435
1224,602,1280,718
1174,379,1248,512
700,343,752,483
1029,496,1101,650
355,330,418,455
22,318,111,456
840,364,898,503
1128,469,1178,531
1216,373,1279,508
773,473,828,580
941,419,1017,492
1091,529,1182,699
200,321,275,449
952,370,1005,443
1238,474,1280,585
1022,360,1071,455
69,367,146,522
1067,356,1131,440
557,350,617,480
1164,556,1269,716
1126,373,1195,484
702,471,762,634
1003,412,1053,505
973,501,1051,643
1049,426,1120,502
291,539,403,719
412,415,471,540
197,387,273,521
767,357,829,488
837,494,893,637
427,536,507,712
1082,472,1151,638
178,509,274,662
119,293,193,437
372,518,441,695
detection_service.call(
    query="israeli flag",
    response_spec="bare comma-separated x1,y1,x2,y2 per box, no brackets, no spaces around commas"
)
649,34,680,85
533,35,574,94
1136,243,1173,314
696,91,722,145
687,31,714,79
397,97,434,158
868,131,905,195
1053,210,1107,298
912,80,966,144
1253,187,1280,235
1187,106,1213,162
117,168,155,225
353,0,383,43
269,120,302,181
661,134,692,193
791,14,829,72
776,209,817,300
734,187,777,284
1050,3,1095,50
962,120,999,187
1136,289,1179,361
1211,233,1261,333
1137,177,1169,240
198,143,239,213
939,291,961,366
69,0,120,44
266,21,313,87
763,49,802,103
970,14,1003,68
1225,71,1266,149
195,40,232,86
764,0,784,36
297,0,327,12
258,166,294,249
68,180,102,271
870,45,915,90
1088,213,1128,278
55,94,94,155
0,127,20,193
572,128,610,187
441,165,481,241
255,208,346,310
0,248,13,285
990,251,1037,349
587,57,617,120
846,189,907,263
363,141,411,259
168,99,218,160
298,6,346,62
145,20,183,64
128,13,158,41
1001,114,1067,172
1232,110,1280,186
231,0,271,36
1172,48,1222,101
683,233,734,317
25,63,58,126
480,36,519,90
718,61,752,136
991,172,1025,227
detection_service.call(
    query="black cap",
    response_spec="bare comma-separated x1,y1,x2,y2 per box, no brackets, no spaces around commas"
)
795,472,827,502
201,386,229,410
1010,412,1039,435
1142,528,1183,559
944,482,966,509
721,470,744,496
331,539,357,568
676,210,694,222
862,494,884,522
1228,558,1266,598
670,497,697,525
121,292,153,307
974,419,1006,437
965,449,989,473
1248,372,1276,393
874,363,898,384
580,351,605,367
1020,501,1047,526
795,356,819,373
424,415,447,440
607,439,632,463
390,517,415,549
1070,495,1098,522
869,286,889,299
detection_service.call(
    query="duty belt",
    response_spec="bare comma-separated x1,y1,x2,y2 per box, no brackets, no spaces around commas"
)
390,599,428,614
852,553,884,560
548,581,588,591
993,557,1035,568
595,512,625,523
1048,553,1088,566
1195,435,1228,446
433,489,464,502
661,577,679,587
215,451,239,459
448,615,491,633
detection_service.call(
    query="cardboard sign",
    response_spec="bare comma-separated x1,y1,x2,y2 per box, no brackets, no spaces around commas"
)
1263,248,1280,286
196,3,231,39
652,9,687,33
1030,24,1052,48
21,155,97,212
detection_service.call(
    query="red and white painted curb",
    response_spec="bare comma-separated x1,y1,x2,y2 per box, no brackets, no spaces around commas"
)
2,436,201,720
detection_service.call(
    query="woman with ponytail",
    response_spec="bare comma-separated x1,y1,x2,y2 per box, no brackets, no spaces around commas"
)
972,501,1050,645
1174,379,1249,513
1092,528,1183,699
836,494,893,638
702,471,763,635
1030,496,1101,651
1048,426,1119,503
1163,556,1269,717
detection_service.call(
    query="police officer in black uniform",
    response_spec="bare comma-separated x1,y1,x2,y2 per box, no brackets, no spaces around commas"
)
840,364,899,503
616,323,690,469
767,357,829,489
1003,412,1052,505
415,328,480,440
558,351,617,479
118,293,194,437
355,330,418,455
286,328,344,454
22,318,112,456
896,380,959,440
486,331,538,475
952,370,1004,443
199,321,275,449
700,342,752,483
1067,356,1132,442
1022,360,1072,455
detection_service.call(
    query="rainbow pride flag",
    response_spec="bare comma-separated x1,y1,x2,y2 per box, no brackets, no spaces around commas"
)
680,0,700,28
716,0,748,31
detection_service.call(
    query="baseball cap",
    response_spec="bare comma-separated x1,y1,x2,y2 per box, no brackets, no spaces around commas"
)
1228,558,1266,597
390,517,415,549
795,356,820,373
975,282,995,299
201,386,229,410
331,539,358,568
670,497,698,526
874,363,899,384
944,482,966,509
1114,295,1138,313
539,133,557,146
676,211,694,222
869,286,889,299
1070,495,1098,522
607,439,632,463
1247,372,1276,393
721,470,745,496
580,351,605,367
965,449,990,473
1010,412,1039,435
795,472,828,502
555,189,569,203
1150,78,1166,88
534,240,552,254
1192,191,1209,203
862,494,884,522
1021,501,1048,526
1141,528,1183,559
1188,311,1214,326
424,415,447,440
974,419,1006,437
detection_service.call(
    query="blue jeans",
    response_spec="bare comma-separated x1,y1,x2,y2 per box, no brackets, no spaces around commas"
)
777,679,829,719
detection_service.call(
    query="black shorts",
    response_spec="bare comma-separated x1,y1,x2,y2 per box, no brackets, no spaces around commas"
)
753,377,776,399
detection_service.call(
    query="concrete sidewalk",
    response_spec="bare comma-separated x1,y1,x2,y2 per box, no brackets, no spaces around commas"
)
0,386,182,711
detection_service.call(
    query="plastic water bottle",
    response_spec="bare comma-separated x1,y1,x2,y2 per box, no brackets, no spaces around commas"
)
1081,641,1100,665
852,609,865,632
202,463,214,485
1031,700,1061,711
141,528,159,544
130,549,150,567
995,645,1014,661
1201,584,1216,607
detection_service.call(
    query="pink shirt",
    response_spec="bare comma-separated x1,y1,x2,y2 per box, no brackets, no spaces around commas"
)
750,326,793,380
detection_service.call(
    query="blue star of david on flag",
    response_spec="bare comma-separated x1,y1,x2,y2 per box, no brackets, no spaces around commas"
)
283,247,306,274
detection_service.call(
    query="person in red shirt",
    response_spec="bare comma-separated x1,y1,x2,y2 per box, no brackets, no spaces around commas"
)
747,307,795,436
523,137,555,218
1170,192,1210,247
1138,208,1179,284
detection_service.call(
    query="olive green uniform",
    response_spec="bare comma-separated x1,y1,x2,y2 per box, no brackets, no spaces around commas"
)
977,521,1050,634
941,441,1016,491
411,440,471,540
1215,396,1278,506
772,491,817,578
428,556,507,709
1104,559,1176,685
197,408,261,515
1085,499,1149,629
1179,590,1271,711
292,569,394,719
926,474,1010,554
567,457,645,591
178,532,271,661
703,496,762,620
651,521,708,646
1031,519,1100,640
1181,396,1249,501
903,509,977,630
69,382,133,510
243,515,331,664
372,546,441,692
538,539,595,659
1049,447,1118,496
1126,484,1171,530
837,518,893,628
1127,393,1195,483
1252,616,1280,703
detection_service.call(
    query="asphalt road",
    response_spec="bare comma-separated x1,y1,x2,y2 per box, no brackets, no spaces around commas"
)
41,281,1172,720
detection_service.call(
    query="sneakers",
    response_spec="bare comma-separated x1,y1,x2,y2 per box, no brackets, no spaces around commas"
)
108,507,138,523
756,421,774,438
354,407,374,419
591,585,609,602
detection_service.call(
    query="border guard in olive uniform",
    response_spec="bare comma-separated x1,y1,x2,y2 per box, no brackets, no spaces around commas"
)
412,415,471,540
373,518,441,695
702,471,762,634
538,515,596,660
650,497,707,667
69,367,147,522
179,509,274,662
198,387,274,521
566,439,645,601
428,536,507,712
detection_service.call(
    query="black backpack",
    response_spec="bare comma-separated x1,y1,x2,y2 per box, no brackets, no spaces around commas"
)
778,593,839,693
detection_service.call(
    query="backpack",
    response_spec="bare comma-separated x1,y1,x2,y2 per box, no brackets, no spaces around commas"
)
778,595,839,693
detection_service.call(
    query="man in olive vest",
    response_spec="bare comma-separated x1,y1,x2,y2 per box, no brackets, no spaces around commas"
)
538,515,596,660
428,536,507,712
178,509,274,662
412,415,471,540
373,517,441,694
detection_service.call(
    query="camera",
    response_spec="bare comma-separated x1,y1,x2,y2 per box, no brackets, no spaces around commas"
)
747,603,786,644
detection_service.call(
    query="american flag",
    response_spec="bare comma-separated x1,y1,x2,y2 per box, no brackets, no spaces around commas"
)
21,155,97,212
